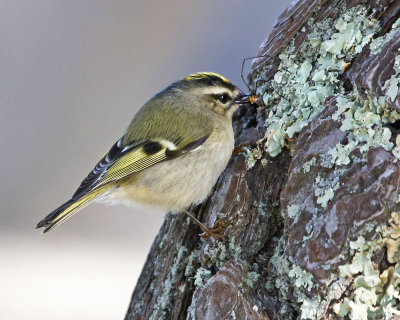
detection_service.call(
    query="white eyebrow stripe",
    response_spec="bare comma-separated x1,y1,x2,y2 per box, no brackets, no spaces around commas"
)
199,86,235,97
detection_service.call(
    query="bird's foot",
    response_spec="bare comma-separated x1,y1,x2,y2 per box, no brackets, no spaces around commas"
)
184,211,229,240
199,218,230,240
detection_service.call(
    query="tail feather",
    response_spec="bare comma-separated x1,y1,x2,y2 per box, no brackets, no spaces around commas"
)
36,199,75,229
36,185,112,233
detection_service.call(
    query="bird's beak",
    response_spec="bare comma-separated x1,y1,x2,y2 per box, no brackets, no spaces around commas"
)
234,94,255,105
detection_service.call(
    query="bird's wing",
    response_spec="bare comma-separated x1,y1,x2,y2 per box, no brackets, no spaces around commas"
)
72,94,215,199
71,134,209,199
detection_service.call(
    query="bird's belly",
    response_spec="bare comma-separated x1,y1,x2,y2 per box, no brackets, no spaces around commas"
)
108,136,233,211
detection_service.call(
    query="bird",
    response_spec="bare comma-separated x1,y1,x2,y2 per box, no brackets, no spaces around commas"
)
36,72,251,238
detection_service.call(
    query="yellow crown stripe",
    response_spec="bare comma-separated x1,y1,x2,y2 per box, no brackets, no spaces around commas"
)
184,72,230,84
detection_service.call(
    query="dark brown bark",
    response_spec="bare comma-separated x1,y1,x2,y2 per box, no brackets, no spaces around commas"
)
126,1,400,319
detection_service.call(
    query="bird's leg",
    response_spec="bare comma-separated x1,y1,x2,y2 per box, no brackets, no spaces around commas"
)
184,211,228,240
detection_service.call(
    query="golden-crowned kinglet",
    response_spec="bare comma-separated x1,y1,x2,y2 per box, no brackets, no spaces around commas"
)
36,72,250,237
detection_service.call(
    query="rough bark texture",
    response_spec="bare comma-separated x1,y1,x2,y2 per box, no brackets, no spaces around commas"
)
126,1,400,319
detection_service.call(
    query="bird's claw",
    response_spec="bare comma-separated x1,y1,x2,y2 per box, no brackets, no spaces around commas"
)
199,218,230,240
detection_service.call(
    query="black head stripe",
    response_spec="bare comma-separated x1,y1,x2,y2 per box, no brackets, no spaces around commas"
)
183,73,236,91
190,76,236,91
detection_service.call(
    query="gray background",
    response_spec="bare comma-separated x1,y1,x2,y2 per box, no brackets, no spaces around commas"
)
0,1,291,319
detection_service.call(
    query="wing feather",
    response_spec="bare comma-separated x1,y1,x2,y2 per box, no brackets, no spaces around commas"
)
72,135,209,198
97,146,168,186
72,138,141,198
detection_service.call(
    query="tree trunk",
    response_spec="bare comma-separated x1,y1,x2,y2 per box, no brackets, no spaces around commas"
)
125,1,400,319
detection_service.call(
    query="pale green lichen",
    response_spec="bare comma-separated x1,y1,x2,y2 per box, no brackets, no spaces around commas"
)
242,146,256,169
332,215,400,319
387,77,399,102
369,17,400,55
133,300,144,316
314,173,341,208
297,60,313,83
302,157,316,173
316,188,335,207
158,232,168,249
184,249,200,277
313,166,345,210
299,297,322,320
385,50,400,103
201,240,229,269
258,6,379,157
326,140,358,166
330,92,395,161
193,267,212,287
242,146,262,170
287,204,300,219
265,238,346,319
303,207,319,238
269,237,319,317
150,245,188,320
228,236,243,259
253,5,400,319
288,264,314,291
253,201,269,217
243,271,260,289
201,234,245,270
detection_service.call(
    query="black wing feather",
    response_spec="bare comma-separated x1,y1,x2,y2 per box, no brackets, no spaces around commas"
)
72,138,140,199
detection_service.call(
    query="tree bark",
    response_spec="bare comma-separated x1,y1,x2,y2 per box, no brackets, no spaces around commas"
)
125,1,400,319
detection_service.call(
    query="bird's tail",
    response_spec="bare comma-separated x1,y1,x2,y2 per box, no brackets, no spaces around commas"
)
36,185,112,233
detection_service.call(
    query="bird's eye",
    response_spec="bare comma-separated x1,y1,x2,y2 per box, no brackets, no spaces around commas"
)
216,93,230,104
210,92,231,104
218,94,228,103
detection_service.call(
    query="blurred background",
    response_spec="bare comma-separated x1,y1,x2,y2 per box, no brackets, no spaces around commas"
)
0,1,291,319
